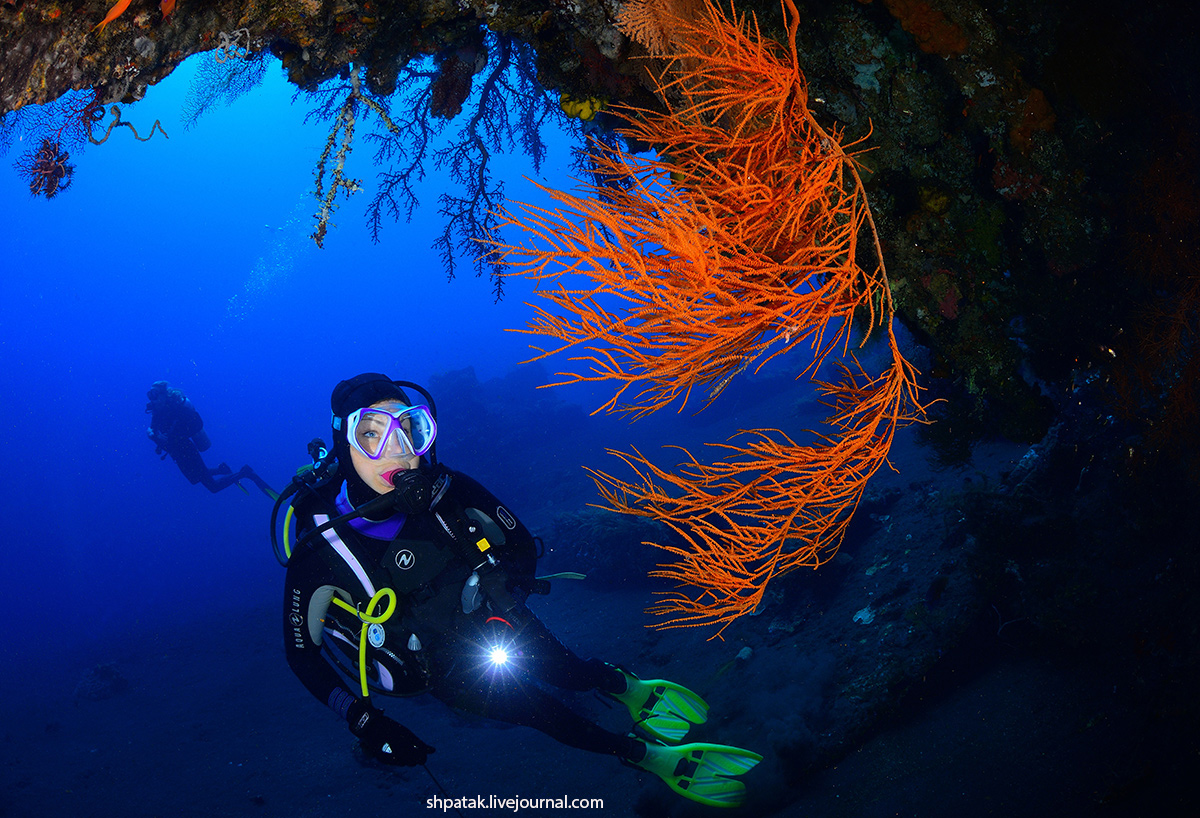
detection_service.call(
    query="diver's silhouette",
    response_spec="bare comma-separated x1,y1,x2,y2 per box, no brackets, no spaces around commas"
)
145,381,276,499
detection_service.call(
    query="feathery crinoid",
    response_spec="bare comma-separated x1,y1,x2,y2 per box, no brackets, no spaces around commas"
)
494,0,926,636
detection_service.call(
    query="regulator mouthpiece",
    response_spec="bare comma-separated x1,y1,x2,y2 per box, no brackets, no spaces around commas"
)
390,469,432,514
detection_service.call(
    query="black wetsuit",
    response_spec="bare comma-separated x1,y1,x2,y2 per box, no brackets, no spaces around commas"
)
282,465,637,757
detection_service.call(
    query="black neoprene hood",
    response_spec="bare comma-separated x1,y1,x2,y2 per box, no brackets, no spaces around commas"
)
330,372,412,423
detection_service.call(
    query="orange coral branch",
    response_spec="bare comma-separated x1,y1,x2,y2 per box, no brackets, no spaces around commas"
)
493,0,927,636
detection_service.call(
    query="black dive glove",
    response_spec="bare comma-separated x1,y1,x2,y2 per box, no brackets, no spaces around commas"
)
347,700,434,766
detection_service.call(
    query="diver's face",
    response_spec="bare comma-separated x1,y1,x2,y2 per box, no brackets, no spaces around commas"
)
349,400,421,494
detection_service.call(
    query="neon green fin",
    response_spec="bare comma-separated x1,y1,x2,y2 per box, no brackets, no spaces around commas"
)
631,741,762,808
612,670,709,743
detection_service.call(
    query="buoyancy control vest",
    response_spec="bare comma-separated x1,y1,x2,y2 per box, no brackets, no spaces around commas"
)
296,463,546,685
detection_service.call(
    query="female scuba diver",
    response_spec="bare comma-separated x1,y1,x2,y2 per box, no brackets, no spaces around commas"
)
277,373,760,808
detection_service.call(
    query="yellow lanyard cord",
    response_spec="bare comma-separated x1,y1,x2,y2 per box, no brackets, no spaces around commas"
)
330,588,397,698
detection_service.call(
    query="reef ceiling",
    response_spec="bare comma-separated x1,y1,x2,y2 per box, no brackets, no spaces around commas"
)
2,0,1198,467
0,0,646,115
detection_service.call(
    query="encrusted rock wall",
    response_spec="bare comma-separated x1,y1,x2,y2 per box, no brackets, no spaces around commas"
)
0,0,631,112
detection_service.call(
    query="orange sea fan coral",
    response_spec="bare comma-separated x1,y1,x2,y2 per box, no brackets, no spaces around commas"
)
617,0,704,57
494,0,925,635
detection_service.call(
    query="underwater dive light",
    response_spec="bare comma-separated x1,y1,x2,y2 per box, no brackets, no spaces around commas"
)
483,616,518,671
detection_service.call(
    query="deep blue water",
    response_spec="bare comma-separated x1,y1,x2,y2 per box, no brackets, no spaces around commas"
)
0,52,840,818
1,50,840,656
0,56,598,671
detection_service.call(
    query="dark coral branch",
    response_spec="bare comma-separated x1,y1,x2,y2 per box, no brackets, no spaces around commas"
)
339,32,558,293
364,63,444,242
432,35,512,293
1,88,105,157
4,87,163,198
181,50,270,130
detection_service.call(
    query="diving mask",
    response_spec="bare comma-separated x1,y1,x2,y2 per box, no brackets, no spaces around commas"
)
346,404,437,460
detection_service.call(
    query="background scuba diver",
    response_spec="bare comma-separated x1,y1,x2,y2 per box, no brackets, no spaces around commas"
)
145,380,276,499
278,373,761,808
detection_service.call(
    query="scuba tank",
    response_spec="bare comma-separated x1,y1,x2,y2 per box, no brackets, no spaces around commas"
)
190,427,212,452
